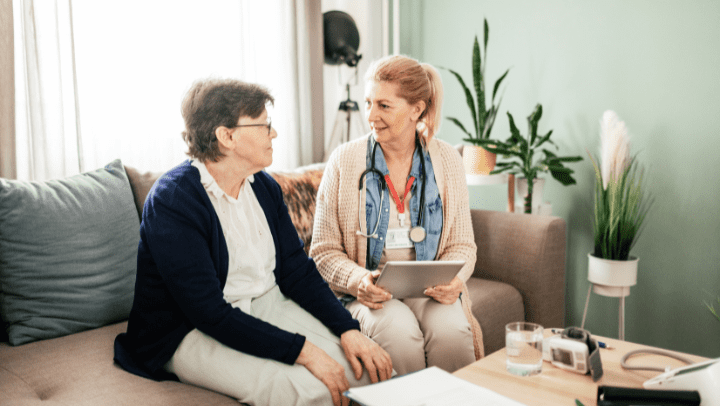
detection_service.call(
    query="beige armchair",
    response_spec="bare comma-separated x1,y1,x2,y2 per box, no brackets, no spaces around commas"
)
466,209,566,354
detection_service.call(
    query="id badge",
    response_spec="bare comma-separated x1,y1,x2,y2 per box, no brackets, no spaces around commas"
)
385,228,414,249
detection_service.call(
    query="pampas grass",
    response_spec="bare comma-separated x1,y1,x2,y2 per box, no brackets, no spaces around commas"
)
589,111,652,260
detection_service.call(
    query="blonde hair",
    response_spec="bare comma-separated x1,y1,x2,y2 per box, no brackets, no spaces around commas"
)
364,55,444,144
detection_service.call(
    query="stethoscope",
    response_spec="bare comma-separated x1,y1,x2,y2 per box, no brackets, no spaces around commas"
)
356,135,427,266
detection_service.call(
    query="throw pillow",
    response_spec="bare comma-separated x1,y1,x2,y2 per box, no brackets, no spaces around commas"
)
0,159,139,345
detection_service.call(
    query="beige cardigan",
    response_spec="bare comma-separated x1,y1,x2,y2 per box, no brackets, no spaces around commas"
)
309,135,484,359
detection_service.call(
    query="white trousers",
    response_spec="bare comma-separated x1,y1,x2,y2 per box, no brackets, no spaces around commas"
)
165,285,371,406
346,297,475,376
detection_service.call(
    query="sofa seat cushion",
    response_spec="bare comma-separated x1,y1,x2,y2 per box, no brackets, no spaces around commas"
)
0,322,238,406
466,276,524,355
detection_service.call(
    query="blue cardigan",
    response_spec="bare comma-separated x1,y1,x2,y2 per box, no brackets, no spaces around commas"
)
114,161,360,380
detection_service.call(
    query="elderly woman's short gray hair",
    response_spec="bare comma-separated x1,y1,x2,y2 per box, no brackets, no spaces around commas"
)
181,78,274,162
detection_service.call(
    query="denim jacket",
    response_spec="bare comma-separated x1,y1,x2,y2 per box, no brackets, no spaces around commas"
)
364,136,443,270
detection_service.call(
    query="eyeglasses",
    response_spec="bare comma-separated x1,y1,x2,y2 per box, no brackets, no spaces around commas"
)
234,119,272,136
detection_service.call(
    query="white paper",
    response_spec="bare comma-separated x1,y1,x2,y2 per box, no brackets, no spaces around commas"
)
344,366,527,406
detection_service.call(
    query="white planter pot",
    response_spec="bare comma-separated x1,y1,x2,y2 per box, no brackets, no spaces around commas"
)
587,253,639,297
516,177,545,212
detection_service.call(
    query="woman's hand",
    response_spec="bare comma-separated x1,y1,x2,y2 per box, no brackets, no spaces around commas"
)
424,276,463,304
357,270,392,309
340,330,393,384
296,340,351,406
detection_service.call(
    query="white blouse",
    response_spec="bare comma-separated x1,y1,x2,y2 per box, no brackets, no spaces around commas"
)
191,160,276,314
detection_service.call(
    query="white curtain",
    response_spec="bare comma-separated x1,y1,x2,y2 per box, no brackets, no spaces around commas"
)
238,0,315,170
14,0,82,181
12,0,317,181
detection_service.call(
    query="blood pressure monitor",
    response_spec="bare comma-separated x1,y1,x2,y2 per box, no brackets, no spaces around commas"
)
542,327,603,381
545,335,591,374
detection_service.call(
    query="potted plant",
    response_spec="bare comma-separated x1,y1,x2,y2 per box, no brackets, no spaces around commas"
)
471,103,583,214
443,18,510,175
586,110,652,297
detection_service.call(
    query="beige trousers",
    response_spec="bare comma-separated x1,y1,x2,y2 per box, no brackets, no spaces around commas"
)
164,285,371,406
345,297,475,376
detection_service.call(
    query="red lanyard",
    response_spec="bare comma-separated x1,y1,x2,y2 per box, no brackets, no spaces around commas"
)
384,175,415,213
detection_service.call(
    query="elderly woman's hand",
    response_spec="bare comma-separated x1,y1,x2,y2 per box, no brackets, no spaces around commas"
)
424,276,463,304
296,340,350,406
357,270,392,309
340,329,393,384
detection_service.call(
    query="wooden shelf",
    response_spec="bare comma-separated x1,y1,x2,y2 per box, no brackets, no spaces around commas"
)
465,173,516,212
465,173,508,186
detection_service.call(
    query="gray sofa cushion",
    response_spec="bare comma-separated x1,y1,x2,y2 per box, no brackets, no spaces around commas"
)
0,160,139,345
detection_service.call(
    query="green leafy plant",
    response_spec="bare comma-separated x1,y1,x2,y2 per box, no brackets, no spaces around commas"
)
471,104,583,213
443,18,510,143
588,111,652,261
706,294,720,322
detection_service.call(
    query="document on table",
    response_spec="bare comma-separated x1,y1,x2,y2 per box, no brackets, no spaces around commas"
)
344,366,527,406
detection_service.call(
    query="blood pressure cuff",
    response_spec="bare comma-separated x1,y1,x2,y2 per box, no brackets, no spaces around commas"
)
561,326,604,381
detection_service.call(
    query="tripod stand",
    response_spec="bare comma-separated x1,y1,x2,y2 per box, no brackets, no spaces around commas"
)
324,83,369,162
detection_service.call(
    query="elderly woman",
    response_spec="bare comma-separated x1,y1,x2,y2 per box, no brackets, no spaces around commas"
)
114,78,392,406
309,55,483,376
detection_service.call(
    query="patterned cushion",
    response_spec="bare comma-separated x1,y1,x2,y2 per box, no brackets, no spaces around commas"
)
269,164,325,254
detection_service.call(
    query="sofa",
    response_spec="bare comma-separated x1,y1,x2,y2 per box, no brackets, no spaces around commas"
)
0,160,566,405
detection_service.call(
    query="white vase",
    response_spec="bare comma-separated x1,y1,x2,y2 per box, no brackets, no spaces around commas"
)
515,177,545,212
587,253,639,297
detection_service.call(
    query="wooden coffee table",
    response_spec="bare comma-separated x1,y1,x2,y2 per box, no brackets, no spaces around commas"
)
453,333,709,405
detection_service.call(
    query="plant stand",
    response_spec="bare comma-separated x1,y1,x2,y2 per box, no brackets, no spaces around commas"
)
581,284,629,340
580,254,638,341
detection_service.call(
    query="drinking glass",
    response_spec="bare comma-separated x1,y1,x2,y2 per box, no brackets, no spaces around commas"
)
505,322,543,376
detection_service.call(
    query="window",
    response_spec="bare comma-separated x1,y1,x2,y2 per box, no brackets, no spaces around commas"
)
14,0,312,179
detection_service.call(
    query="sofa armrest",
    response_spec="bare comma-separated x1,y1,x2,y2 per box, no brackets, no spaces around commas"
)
470,210,566,329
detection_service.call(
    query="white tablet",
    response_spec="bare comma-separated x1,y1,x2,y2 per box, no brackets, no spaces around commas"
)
374,260,465,299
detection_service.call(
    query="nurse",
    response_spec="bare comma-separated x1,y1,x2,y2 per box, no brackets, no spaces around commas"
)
310,55,483,375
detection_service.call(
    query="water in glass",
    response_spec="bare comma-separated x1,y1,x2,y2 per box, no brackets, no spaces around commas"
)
505,322,543,376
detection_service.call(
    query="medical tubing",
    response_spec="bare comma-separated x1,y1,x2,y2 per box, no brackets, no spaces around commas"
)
620,349,695,372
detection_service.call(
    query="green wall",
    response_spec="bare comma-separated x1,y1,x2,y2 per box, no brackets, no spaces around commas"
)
403,0,720,357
